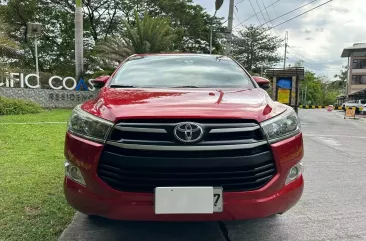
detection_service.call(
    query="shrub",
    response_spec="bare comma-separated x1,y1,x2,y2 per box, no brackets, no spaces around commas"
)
0,97,43,115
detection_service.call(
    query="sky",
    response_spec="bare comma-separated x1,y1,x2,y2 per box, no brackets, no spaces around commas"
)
193,0,366,79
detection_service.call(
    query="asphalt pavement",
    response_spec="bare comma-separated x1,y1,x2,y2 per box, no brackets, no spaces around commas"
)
59,109,366,241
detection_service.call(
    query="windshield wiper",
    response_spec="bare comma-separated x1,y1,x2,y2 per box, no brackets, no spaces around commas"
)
171,86,200,88
110,85,137,88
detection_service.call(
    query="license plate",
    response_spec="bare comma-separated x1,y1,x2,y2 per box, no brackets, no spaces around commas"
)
154,187,223,214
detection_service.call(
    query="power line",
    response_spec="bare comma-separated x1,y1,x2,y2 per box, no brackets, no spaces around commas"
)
233,0,281,29
287,46,319,65
270,0,280,17
236,0,247,5
287,52,341,71
233,0,337,71
248,0,263,25
287,46,341,70
233,3,244,34
258,0,318,28
261,0,335,34
234,11,243,30
255,0,268,25
259,0,280,36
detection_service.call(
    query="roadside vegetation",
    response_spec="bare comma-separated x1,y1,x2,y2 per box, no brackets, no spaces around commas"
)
298,64,348,106
0,110,74,241
0,0,344,106
0,96,43,115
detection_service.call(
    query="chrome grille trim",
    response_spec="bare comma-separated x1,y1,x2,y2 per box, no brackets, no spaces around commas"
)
209,126,260,133
115,126,167,133
109,120,265,145
106,141,268,151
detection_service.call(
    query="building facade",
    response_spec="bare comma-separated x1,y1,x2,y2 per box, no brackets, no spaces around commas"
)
341,43,366,98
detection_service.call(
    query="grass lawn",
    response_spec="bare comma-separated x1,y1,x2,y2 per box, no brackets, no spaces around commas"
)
0,109,75,241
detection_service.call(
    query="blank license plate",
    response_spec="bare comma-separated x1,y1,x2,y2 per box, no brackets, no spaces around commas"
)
154,187,223,214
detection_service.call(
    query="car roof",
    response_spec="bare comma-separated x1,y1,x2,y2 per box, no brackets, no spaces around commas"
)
130,53,231,59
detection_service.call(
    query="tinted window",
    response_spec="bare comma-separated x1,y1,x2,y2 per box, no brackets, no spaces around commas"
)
111,55,255,88
352,75,366,84
352,59,366,69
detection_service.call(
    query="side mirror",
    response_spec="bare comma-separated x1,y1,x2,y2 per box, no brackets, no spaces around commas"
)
91,75,110,89
252,76,271,90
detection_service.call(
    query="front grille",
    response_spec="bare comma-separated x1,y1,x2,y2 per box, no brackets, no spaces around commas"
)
98,119,276,193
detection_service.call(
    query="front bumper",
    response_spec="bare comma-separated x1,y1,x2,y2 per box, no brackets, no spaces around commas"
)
64,132,304,221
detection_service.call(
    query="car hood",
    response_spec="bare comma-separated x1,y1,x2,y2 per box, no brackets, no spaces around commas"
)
82,88,288,123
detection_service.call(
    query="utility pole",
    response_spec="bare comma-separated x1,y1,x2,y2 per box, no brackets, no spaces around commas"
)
27,22,42,85
210,10,217,55
225,0,235,55
284,31,288,69
75,0,84,80
34,36,39,81
210,0,224,54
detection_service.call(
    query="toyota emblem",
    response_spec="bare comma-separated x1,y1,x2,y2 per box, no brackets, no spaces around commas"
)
174,123,204,143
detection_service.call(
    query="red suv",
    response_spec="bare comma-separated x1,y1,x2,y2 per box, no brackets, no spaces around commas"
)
64,54,304,221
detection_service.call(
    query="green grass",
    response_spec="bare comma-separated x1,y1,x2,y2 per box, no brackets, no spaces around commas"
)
0,110,75,241
0,109,72,123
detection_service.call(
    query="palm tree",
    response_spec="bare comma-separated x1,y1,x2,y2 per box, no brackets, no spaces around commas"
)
96,10,176,63
0,18,19,58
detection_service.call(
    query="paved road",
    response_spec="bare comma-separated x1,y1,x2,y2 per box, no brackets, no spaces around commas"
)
59,109,366,241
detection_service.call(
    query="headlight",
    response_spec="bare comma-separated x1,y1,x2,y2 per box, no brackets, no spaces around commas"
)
68,104,114,143
260,108,301,143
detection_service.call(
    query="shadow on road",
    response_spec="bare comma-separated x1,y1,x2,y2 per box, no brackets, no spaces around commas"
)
59,213,282,241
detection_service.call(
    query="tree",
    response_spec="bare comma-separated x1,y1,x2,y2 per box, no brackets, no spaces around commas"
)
334,65,348,82
232,25,282,72
299,70,343,106
0,0,224,76
294,60,304,67
300,70,321,105
122,10,176,54
119,0,225,54
0,0,81,76
96,10,176,64
331,65,348,95
0,17,19,58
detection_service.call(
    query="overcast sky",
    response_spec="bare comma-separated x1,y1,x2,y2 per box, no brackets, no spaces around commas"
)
193,0,366,79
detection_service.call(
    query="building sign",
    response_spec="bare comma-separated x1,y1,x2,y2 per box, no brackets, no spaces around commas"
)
0,87,98,109
0,72,96,91
277,88,290,104
48,92,96,102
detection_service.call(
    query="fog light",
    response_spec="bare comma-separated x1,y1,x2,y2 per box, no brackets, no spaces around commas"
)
65,161,86,186
285,163,303,185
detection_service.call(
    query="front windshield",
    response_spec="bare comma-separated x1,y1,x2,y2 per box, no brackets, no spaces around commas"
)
110,55,255,88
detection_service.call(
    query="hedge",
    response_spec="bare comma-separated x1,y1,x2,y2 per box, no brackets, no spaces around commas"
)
0,96,42,115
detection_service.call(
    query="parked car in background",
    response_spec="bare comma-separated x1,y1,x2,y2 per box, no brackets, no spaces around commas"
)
362,103,366,115
343,100,366,113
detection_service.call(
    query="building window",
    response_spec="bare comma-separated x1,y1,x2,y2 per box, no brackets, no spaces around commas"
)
352,59,366,69
352,75,366,84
